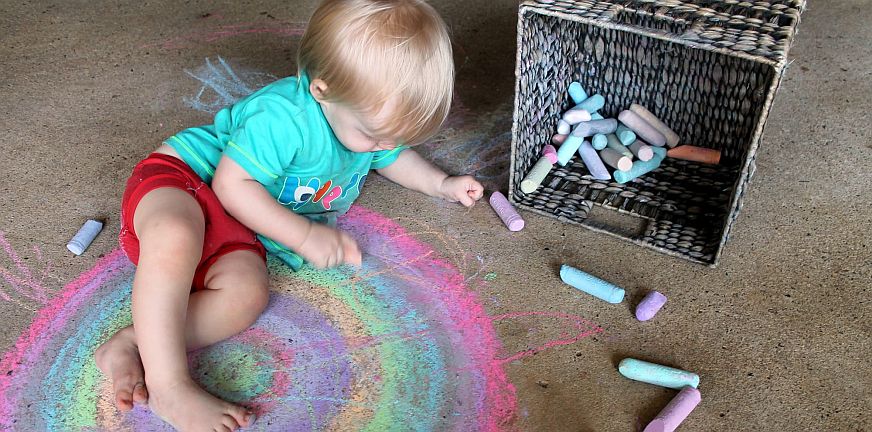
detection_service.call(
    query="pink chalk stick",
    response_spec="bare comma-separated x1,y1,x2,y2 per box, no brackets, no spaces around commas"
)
644,386,701,432
618,110,667,147
543,145,558,164
636,291,667,321
562,108,592,125
629,140,654,162
552,134,568,145
489,192,525,232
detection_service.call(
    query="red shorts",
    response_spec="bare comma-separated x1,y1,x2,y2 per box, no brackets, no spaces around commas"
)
119,153,266,291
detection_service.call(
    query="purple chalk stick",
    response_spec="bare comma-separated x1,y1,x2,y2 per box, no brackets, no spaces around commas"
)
578,141,611,180
644,386,701,432
571,119,618,138
490,191,525,231
636,291,667,321
619,110,667,147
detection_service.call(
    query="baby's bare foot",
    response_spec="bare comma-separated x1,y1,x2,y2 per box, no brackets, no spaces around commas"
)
148,378,255,432
94,327,149,411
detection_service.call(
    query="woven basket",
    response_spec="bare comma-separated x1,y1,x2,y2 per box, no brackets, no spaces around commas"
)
509,0,805,266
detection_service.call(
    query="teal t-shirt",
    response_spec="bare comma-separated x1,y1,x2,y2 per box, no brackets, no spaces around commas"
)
166,73,405,270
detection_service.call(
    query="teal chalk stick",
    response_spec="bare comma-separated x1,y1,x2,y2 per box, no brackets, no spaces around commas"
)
613,146,666,184
618,358,700,389
573,94,605,115
592,134,608,150
568,82,588,104
616,124,637,146
557,133,584,166
559,264,625,303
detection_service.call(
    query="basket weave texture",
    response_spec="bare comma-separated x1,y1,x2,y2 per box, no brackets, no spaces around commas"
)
509,0,805,266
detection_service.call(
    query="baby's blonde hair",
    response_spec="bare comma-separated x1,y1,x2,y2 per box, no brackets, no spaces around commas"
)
298,0,454,146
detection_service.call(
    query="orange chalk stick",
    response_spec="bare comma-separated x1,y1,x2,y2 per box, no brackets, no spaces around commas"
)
666,145,721,165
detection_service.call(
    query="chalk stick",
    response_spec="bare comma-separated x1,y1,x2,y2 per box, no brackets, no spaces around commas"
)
560,264,625,303
571,119,618,138
563,108,591,125
568,82,588,104
573,94,605,115
542,144,558,164
636,291,667,321
557,119,571,135
489,192,524,231
643,387,701,432
613,146,666,184
552,134,567,145
556,133,584,166
630,104,680,148
590,112,608,150
578,141,611,180
667,145,721,165
618,358,700,389
629,140,654,162
616,124,637,146
618,110,667,147
67,219,103,255
599,148,633,172
605,133,633,158
521,157,554,193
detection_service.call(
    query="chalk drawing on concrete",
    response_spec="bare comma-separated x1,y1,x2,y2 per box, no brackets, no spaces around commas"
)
183,57,278,114
0,231,57,310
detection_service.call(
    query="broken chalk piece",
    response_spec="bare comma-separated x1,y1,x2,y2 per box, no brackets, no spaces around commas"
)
557,133,584,166
571,119,618,138
67,219,104,256
521,157,554,193
613,146,666,184
600,147,633,172
629,140,655,162
578,141,611,180
557,119,571,135
619,358,700,389
643,386,702,432
542,145,558,164
618,110,667,147
560,264,625,303
616,123,637,146
563,108,592,125
489,192,525,231
568,82,588,104
630,104,680,148
552,133,568,145
573,94,605,115
636,291,667,321
667,145,721,165
606,134,633,158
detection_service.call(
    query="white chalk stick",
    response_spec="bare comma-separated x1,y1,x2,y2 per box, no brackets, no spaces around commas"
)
630,104,680,148
618,110,667,147
599,148,633,172
67,219,103,256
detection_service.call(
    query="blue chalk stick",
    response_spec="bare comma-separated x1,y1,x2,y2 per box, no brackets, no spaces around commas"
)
616,124,637,146
618,358,700,389
578,141,611,180
613,146,666,184
591,113,604,120
557,134,584,166
568,82,588,104
573,94,605,115
559,264,624,303
591,134,608,150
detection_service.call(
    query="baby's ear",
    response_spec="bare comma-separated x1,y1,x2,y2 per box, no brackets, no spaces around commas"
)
309,78,330,102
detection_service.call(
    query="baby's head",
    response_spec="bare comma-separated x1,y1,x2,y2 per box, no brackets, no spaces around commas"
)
298,0,454,152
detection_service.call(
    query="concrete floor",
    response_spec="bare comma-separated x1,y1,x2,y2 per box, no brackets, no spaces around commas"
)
0,0,869,430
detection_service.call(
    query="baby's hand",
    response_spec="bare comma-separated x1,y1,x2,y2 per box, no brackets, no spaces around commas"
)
439,175,484,207
297,222,362,269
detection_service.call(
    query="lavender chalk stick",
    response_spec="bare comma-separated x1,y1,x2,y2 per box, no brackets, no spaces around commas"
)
578,141,611,180
616,123,637,146
629,140,654,162
636,291,667,321
67,219,103,255
557,133,584,166
573,94,605,115
599,148,633,172
489,192,524,231
571,119,618,138
560,264,625,303
630,104,680,148
613,146,666,184
605,133,633,158
563,108,591,125
542,144,558,164
643,387,701,432
557,119,571,135
521,157,554,193
618,358,700,389
568,82,587,104
619,110,667,147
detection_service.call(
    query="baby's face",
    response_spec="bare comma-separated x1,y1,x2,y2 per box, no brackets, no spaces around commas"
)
319,97,400,153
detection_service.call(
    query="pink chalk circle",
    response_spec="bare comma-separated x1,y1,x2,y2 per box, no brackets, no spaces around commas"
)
557,119,571,135
489,191,525,231
563,108,592,125
636,291,667,321
644,386,701,432
618,110,666,147
552,134,568,145
629,140,655,162
542,145,559,164
599,148,633,172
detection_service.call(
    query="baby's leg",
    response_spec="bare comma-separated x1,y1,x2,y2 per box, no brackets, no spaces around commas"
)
96,187,261,431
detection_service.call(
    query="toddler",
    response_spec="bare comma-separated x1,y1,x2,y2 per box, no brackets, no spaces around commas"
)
94,0,484,430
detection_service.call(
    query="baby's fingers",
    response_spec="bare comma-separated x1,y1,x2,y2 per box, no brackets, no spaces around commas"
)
340,234,362,266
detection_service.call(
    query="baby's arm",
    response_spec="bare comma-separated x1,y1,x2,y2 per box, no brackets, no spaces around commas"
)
376,149,484,207
212,156,361,268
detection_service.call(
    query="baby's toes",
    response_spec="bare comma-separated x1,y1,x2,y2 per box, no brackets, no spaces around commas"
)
132,382,148,405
